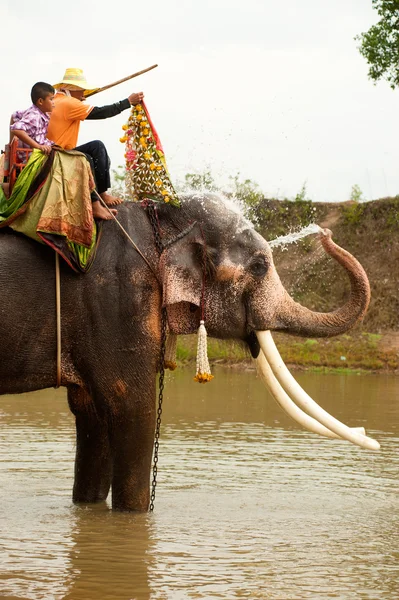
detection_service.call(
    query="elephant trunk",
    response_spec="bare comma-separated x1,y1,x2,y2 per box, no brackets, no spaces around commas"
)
275,229,370,338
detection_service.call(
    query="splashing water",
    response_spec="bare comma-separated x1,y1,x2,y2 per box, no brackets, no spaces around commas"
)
269,223,322,248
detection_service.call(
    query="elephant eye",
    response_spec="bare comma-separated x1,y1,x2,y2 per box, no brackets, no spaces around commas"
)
250,256,268,278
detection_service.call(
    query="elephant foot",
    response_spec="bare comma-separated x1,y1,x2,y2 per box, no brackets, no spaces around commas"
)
111,490,150,512
73,481,111,504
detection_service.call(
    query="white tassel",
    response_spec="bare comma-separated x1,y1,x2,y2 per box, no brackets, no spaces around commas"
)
164,333,178,371
194,320,214,383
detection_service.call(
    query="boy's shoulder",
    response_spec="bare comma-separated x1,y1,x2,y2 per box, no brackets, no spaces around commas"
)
12,104,39,123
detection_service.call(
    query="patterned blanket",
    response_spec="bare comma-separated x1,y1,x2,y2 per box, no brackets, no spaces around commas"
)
0,149,98,272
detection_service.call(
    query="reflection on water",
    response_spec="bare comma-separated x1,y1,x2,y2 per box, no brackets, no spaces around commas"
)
0,368,398,599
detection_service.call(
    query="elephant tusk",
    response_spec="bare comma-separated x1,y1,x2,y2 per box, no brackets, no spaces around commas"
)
255,351,366,440
256,330,380,451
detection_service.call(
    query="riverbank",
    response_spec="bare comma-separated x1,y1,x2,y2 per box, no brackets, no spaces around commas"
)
174,332,399,374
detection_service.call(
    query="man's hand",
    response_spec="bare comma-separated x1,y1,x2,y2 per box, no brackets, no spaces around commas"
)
128,92,144,105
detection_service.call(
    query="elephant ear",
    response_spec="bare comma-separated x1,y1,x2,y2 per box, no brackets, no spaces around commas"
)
159,228,204,334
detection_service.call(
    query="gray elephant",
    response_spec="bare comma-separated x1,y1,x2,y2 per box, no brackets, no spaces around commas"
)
0,195,377,512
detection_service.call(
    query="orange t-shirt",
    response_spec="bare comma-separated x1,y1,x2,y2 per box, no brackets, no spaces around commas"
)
47,94,93,149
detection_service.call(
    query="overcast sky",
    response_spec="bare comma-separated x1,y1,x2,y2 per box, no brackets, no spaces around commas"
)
1,0,394,202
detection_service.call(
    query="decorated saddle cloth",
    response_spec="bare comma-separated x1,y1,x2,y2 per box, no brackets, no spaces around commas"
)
121,101,180,207
0,149,98,272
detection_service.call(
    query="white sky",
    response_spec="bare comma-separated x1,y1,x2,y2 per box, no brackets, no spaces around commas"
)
0,0,394,202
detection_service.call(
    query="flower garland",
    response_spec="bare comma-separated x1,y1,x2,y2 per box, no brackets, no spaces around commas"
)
193,320,214,383
120,103,180,207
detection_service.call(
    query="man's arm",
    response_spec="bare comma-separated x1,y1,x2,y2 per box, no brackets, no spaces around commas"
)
85,92,144,120
86,99,131,120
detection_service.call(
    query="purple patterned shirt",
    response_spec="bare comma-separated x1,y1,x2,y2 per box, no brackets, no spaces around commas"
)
11,104,53,146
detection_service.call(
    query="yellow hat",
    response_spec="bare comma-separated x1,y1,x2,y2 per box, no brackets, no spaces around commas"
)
53,68,98,95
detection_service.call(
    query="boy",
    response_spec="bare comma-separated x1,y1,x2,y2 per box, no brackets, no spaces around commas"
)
10,82,55,155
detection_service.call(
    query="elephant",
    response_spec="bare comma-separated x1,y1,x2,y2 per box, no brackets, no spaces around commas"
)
0,194,379,512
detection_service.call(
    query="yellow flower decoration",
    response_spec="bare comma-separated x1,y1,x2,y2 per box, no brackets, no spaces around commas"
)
194,373,214,383
165,360,177,370
122,104,180,207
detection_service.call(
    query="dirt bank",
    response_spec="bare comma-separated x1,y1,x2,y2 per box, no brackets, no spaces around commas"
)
254,196,399,333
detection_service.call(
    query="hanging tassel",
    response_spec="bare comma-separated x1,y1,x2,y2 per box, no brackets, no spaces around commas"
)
194,320,214,383
164,333,178,371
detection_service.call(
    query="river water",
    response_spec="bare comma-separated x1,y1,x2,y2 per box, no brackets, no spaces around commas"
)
0,367,398,600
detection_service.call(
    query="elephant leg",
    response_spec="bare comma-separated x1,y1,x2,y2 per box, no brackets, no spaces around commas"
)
67,386,112,504
109,390,156,512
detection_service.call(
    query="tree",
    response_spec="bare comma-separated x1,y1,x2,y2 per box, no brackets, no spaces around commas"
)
356,1,399,89
111,165,128,199
183,170,217,191
294,181,312,203
229,173,263,208
350,184,364,203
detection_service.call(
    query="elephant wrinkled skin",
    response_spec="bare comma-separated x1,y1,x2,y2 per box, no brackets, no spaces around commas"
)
0,195,371,511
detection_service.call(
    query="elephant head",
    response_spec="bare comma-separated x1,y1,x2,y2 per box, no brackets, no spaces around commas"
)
156,194,379,451
158,194,369,339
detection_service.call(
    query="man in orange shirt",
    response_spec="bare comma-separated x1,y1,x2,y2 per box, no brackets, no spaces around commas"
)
48,68,144,220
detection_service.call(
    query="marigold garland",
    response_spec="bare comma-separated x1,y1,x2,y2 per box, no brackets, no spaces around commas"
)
120,103,180,207
194,320,214,384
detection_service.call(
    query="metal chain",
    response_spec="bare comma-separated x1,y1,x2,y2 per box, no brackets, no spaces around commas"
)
149,305,167,512
147,202,167,512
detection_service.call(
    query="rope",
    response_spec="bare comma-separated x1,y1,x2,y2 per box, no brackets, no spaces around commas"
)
94,190,156,274
55,252,61,388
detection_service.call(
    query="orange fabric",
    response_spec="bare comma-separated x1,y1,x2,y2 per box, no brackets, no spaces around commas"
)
47,94,93,149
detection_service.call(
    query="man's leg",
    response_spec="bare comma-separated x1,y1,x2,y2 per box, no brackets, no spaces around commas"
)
75,140,123,206
75,141,118,220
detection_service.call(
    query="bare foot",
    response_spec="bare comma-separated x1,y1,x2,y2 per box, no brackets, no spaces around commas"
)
100,192,123,206
92,200,117,220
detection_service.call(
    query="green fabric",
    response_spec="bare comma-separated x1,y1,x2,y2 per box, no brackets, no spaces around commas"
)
0,150,46,225
68,228,97,271
0,149,99,272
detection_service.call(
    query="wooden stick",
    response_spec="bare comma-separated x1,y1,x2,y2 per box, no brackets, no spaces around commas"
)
84,64,158,98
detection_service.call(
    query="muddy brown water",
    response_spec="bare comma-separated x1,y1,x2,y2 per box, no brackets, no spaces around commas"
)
0,368,398,599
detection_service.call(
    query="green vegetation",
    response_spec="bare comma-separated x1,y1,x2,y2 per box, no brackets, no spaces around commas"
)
356,0,399,89
111,165,128,199
350,184,364,202
183,170,218,191
174,332,398,372
342,201,365,225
